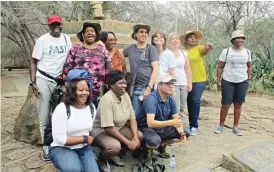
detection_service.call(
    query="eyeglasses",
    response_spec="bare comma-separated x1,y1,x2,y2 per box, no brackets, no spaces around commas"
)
108,38,117,42
160,82,175,87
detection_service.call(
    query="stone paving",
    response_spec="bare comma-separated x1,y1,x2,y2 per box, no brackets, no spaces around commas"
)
1,71,274,172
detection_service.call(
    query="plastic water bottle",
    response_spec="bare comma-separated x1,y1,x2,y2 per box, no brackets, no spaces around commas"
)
169,154,176,169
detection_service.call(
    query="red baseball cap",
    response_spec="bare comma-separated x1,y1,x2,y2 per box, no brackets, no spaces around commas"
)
48,15,62,24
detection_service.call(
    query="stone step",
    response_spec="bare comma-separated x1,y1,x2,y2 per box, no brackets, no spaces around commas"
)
222,140,274,172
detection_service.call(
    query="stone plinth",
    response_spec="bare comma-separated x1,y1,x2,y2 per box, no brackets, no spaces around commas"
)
63,20,136,45
222,140,274,172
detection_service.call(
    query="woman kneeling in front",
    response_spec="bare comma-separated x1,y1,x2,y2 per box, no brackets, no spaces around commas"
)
92,70,143,172
49,78,99,172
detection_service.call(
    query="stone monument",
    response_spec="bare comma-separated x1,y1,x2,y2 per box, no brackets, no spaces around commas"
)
14,1,136,144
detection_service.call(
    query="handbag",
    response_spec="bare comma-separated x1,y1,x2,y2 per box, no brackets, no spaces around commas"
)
129,45,148,98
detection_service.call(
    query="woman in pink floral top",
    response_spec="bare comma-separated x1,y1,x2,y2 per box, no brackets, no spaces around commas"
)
63,22,113,106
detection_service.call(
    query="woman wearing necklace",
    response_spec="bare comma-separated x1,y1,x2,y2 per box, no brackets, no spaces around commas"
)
180,30,213,136
101,31,127,73
63,22,113,107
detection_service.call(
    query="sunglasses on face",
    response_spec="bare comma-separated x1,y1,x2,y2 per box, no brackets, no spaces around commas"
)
160,82,175,87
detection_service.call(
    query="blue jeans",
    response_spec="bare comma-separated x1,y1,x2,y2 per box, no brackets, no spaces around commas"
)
49,145,99,172
132,87,146,120
187,82,206,128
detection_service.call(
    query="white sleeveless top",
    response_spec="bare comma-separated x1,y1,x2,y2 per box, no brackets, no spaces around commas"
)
174,50,188,86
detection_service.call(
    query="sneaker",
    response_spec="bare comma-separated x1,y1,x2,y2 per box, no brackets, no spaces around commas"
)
232,128,243,136
109,156,124,167
158,146,170,159
215,126,223,134
98,160,111,172
190,127,198,136
41,146,51,161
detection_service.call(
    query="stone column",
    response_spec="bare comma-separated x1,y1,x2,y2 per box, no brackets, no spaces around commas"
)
91,1,104,20
103,1,112,20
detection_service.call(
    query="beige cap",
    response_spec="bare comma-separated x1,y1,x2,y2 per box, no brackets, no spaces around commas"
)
231,30,245,41
156,72,176,83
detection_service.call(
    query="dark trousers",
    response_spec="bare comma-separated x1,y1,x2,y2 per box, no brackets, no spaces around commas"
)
141,127,180,148
187,82,206,128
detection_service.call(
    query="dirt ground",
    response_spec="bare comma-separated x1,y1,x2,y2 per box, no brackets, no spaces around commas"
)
1,70,274,172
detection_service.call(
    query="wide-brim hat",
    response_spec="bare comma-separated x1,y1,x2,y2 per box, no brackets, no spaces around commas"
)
231,30,245,41
180,30,203,46
131,23,151,40
77,22,102,42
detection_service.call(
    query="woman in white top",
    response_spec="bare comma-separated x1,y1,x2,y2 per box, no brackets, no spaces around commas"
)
49,78,99,172
163,32,192,114
215,30,252,136
151,31,174,77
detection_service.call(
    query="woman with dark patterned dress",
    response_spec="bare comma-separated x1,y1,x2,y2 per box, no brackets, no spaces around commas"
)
63,22,113,107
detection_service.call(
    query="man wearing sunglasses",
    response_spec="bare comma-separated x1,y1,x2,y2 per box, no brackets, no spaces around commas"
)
138,73,187,159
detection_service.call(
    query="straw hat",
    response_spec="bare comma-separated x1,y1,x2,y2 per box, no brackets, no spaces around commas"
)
131,23,151,40
230,30,245,41
180,30,203,46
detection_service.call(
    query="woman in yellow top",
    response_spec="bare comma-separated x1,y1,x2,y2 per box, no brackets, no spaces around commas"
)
180,31,213,136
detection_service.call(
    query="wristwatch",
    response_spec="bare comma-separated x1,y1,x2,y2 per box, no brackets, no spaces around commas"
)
82,135,89,144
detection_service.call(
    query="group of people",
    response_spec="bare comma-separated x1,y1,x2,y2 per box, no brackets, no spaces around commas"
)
29,14,252,172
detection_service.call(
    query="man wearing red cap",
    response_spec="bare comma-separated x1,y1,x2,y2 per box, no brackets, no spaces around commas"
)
29,14,72,161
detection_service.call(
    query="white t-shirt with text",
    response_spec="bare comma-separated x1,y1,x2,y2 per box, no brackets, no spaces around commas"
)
32,33,72,81
219,47,252,83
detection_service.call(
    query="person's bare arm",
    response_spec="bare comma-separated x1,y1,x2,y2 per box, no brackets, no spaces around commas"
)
217,61,225,91
184,56,192,92
146,114,181,129
29,58,40,98
201,44,214,56
168,68,175,78
65,136,93,145
129,118,139,139
247,61,252,81
143,62,159,97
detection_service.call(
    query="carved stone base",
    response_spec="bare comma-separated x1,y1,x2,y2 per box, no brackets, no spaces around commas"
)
14,86,41,144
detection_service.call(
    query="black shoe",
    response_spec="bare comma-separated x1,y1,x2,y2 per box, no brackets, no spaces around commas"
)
158,146,170,159
118,148,126,159
98,160,111,172
132,148,142,159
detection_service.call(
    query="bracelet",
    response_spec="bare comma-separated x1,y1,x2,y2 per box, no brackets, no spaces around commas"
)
82,135,88,144
29,81,36,86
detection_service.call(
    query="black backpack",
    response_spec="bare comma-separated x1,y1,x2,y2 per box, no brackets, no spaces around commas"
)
43,103,94,146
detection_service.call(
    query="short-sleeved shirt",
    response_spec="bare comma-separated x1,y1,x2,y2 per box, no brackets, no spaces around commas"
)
159,49,176,74
32,33,72,82
91,90,136,137
63,43,113,102
138,90,178,129
219,47,252,83
186,45,206,82
123,44,158,87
